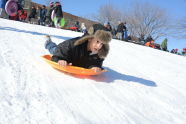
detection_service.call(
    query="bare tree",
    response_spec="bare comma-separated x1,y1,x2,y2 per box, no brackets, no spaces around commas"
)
45,0,52,5
173,17,186,38
91,2,170,41
92,4,124,27
126,2,170,40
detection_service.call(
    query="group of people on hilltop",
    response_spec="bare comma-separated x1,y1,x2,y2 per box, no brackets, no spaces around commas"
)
170,48,186,56
115,21,127,40
1,1,184,57
72,21,111,35
75,21,127,42
143,36,185,56
99,21,128,41
0,1,64,28
65,21,87,33
144,36,168,51
28,1,63,28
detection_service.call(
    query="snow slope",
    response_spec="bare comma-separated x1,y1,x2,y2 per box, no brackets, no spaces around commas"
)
0,18,186,124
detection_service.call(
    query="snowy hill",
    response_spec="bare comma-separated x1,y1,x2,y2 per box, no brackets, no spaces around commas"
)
0,18,186,124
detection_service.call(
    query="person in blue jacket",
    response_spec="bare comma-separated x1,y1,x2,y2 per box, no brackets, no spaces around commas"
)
0,0,6,18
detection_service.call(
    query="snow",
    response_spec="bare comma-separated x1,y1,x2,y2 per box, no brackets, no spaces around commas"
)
0,18,186,124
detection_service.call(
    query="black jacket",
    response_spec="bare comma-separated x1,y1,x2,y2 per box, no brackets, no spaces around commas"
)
47,6,55,17
54,5,63,18
51,37,104,69
29,7,37,18
117,23,126,33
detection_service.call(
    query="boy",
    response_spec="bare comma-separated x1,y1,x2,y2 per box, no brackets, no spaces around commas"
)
45,30,112,72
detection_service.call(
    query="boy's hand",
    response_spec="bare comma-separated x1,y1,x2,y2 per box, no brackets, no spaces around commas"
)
58,60,72,66
91,67,102,73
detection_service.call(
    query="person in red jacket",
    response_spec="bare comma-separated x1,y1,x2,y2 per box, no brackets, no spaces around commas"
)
183,48,186,53
18,9,27,21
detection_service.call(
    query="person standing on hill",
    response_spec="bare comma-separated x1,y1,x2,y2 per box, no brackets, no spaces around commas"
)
36,6,41,24
39,5,47,25
75,21,80,32
0,0,6,18
103,22,112,32
28,6,37,23
182,48,186,56
116,22,126,40
80,22,87,34
161,38,168,51
46,2,55,27
54,2,63,28
123,22,128,40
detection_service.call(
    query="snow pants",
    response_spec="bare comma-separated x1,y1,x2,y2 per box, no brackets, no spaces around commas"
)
45,41,57,54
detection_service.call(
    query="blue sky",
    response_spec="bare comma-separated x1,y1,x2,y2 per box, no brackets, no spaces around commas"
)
33,0,186,51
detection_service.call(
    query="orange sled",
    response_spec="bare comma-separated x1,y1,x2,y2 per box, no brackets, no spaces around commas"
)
41,55,107,75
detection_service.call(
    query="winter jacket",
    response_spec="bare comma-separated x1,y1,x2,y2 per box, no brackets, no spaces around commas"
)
0,0,6,9
40,8,47,19
47,6,55,18
161,38,168,49
51,37,104,69
117,23,126,33
54,5,63,18
107,24,112,32
29,7,37,18
18,10,27,20
145,41,156,48
81,23,86,30
183,48,186,53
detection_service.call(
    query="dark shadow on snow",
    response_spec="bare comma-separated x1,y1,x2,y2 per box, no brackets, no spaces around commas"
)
0,26,71,40
72,67,157,87
47,63,157,87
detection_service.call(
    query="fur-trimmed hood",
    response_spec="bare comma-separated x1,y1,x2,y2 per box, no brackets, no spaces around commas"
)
74,30,112,58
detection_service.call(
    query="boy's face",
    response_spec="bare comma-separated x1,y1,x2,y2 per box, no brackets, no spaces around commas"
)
88,38,104,53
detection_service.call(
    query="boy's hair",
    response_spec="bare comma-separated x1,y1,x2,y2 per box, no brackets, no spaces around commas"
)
75,30,111,45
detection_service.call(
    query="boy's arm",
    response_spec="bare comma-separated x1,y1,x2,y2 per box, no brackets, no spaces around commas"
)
51,40,71,63
88,58,104,69
89,58,104,72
